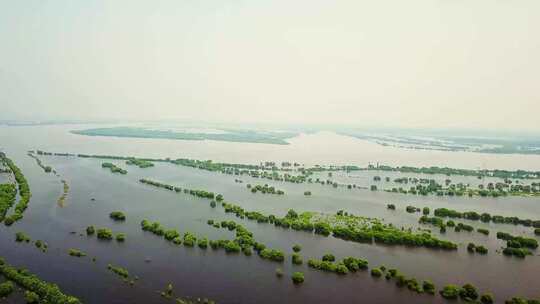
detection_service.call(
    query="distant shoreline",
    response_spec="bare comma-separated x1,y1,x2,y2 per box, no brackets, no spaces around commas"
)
71,127,296,145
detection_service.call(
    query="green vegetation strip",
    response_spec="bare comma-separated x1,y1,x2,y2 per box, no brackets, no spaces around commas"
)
58,180,69,207
125,158,154,168
0,183,16,222
142,178,458,251
368,164,540,180
101,162,127,174
0,257,81,303
39,150,540,199
28,152,53,173
434,208,540,229
247,184,285,195
0,152,31,225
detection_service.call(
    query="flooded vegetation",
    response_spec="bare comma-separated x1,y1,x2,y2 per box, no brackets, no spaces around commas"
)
1,128,540,304
58,180,69,207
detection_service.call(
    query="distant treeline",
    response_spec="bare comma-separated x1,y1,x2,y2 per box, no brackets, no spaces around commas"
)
368,164,540,180
36,150,540,181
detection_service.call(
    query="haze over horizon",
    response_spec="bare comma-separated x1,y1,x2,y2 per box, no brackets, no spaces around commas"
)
1,0,539,131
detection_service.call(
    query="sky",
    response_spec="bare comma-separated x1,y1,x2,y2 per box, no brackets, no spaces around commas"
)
1,0,539,131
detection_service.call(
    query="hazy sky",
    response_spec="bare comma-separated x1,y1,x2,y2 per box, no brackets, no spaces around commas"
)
1,0,539,130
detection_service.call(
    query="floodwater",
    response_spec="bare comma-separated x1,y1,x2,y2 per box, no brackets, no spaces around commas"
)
1,124,540,170
0,125,539,304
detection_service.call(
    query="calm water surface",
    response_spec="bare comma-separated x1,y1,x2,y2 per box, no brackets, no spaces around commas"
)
0,125,539,303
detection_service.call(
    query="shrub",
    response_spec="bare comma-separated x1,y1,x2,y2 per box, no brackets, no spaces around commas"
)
224,241,241,253
292,253,303,265
459,283,478,301
164,230,180,241
107,264,129,278
260,249,285,262
183,232,197,247
423,207,430,215
198,238,208,249
291,272,304,284
504,297,540,304
342,257,368,271
335,263,349,275
292,244,302,252
109,211,126,221
440,285,460,299
86,226,95,235
423,280,435,294
68,249,86,257
406,206,418,213
15,232,30,242
97,228,113,240
370,268,382,277
322,254,335,262
0,281,15,297
406,278,422,293
242,246,252,256
275,268,284,278
477,228,490,235
503,247,531,258
475,245,488,254
24,290,40,303
480,293,494,304
116,233,126,242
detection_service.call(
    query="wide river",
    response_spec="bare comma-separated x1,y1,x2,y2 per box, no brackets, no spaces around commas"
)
0,124,539,303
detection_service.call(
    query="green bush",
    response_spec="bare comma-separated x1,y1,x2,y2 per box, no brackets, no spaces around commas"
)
342,257,368,271
86,226,95,235
109,211,126,221
480,293,494,304
423,280,435,294
292,253,303,265
477,228,490,235
322,254,335,262
260,249,285,262
459,283,478,301
15,231,31,242
335,263,349,275
291,272,304,284
68,249,86,257
440,285,460,299
116,233,126,242
0,281,15,297
476,245,488,254
24,290,40,303
370,268,382,277
97,228,113,240
198,238,208,249
107,264,129,278
292,244,302,252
